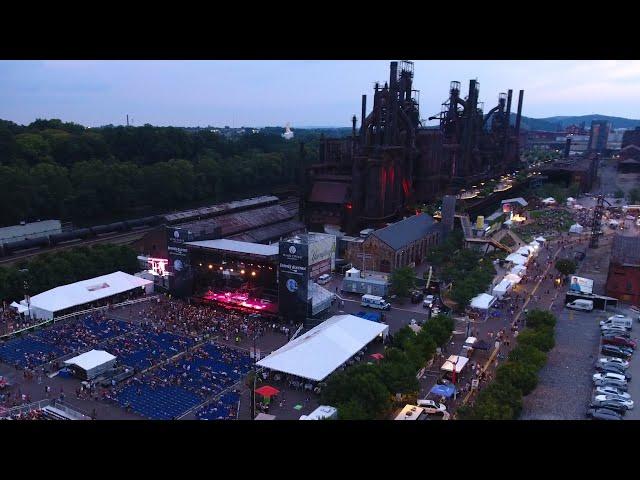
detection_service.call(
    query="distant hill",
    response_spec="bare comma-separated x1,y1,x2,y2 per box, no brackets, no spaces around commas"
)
510,113,640,131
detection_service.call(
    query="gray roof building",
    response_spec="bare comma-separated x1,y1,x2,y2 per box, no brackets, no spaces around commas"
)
372,214,440,251
611,235,640,266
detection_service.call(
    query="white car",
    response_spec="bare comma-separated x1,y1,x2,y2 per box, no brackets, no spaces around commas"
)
598,357,629,369
594,395,634,409
593,372,628,384
595,386,631,399
423,295,435,308
416,399,447,414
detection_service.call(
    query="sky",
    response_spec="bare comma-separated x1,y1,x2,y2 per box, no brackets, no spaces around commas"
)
1,60,639,128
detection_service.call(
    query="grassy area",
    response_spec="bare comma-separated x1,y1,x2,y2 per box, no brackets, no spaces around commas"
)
514,208,574,243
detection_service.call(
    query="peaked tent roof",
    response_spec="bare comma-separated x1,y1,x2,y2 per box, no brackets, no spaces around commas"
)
372,214,440,250
21,271,152,315
64,350,116,371
256,314,389,381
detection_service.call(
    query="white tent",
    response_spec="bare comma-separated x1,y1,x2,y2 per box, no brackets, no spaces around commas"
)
504,273,522,284
542,197,556,205
569,223,584,234
492,279,513,298
516,246,534,257
535,236,546,244
528,240,540,250
256,314,389,381
64,350,116,380
470,293,496,310
510,265,527,277
506,253,527,265
9,301,29,314
19,271,154,320
441,355,469,373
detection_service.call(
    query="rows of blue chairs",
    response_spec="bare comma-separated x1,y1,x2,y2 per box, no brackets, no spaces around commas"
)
116,383,202,420
0,316,134,369
196,392,240,420
113,343,251,420
105,328,195,371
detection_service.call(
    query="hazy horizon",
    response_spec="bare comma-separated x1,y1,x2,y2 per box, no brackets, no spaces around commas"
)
2,60,640,128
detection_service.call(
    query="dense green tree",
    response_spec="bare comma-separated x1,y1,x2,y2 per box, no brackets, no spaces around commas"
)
555,259,577,276
495,361,539,396
390,266,417,297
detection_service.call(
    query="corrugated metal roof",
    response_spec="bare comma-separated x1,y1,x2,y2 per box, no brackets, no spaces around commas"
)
163,196,278,223
611,235,640,265
309,182,349,204
186,239,279,257
372,214,439,251
227,219,305,244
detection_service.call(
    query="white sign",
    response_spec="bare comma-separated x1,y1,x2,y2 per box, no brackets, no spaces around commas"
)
471,379,479,389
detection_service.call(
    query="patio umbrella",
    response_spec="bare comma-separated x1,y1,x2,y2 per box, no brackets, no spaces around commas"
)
255,385,280,397
370,353,384,360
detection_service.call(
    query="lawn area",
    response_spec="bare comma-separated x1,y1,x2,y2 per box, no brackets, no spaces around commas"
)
514,208,574,242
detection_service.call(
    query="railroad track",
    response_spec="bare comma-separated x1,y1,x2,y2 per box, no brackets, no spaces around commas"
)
0,227,154,266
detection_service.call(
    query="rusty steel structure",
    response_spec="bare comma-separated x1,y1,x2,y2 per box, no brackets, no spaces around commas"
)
305,61,524,234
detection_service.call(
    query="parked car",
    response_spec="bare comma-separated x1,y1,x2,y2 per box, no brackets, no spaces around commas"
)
593,372,628,384
598,357,630,369
594,395,634,409
423,295,435,308
594,378,628,390
601,345,633,359
589,400,628,415
601,328,631,338
596,363,631,382
594,364,632,380
586,407,623,420
602,336,637,349
416,399,447,415
595,385,631,398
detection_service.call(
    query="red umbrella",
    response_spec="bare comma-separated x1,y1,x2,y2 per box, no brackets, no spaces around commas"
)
370,353,384,360
255,385,280,397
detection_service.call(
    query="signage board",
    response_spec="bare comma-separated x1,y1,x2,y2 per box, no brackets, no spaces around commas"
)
569,275,594,295
278,240,310,321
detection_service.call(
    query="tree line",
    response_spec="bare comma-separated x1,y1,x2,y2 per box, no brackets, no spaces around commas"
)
0,118,324,227
458,309,556,420
319,315,454,420
0,244,139,303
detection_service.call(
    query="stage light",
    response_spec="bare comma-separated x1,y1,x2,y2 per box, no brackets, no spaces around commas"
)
219,266,223,270
241,270,245,274
252,271,256,276
230,269,234,272
199,263,202,266
208,264,213,269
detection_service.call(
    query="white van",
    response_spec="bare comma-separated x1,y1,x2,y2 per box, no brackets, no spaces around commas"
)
566,299,593,311
317,274,332,285
361,294,391,310
600,315,633,331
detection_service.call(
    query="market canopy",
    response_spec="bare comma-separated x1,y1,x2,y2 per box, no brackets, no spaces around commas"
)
430,384,457,398
256,314,389,381
510,265,527,276
506,253,527,265
504,273,522,284
470,293,496,310
255,385,280,397
441,355,469,373
535,236,546,243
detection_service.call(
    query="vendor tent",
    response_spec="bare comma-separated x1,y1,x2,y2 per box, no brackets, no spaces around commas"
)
430,384,457,398
470,293,496,310
255,385,280,397
504,273,522,284
569,223,584,234
63,350,116,380
506,253,527,265
542,197,556,205
510,265,527,277
516,246,533,257
9,301,29,314
441,355,469,373
492,279,513,298
534,236,546,244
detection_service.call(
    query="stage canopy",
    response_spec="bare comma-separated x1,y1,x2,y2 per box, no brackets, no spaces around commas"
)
19,271,153,320
256,314,389,381
470,293,496,310
430,384,457,398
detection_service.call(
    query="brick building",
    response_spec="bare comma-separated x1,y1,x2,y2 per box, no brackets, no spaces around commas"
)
344,214,442,273
606,235,640,306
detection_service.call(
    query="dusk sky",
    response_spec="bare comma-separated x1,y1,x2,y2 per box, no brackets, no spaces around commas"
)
1,60,639,128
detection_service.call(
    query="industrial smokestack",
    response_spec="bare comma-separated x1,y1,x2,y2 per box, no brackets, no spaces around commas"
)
361,94,367,140
515,90,524,136
352,115,357,137
564,138,572,158
505,90,513,130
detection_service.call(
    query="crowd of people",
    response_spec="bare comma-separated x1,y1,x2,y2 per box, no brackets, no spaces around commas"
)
0,307,41,337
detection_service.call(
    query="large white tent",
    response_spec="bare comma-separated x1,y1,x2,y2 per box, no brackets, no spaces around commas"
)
492,279,513,298
19,271,153,320
441,355,469,373
256,314,389,381
470,293,496,310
